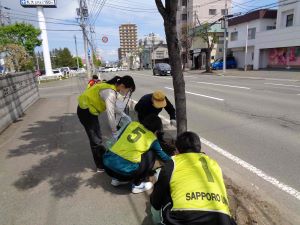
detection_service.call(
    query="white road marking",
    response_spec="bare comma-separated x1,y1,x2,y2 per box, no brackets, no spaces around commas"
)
131,72,171,80
157,113,300,201
130,98,300,200
165,87,224,101
265,83,300,88
219,75,299,82
194,81,251,90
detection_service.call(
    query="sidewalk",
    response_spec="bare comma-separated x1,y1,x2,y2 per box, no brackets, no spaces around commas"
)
0,76,294,225
0,76,154,225
185,69,300,80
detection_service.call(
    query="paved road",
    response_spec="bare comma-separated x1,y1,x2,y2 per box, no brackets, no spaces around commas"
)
100,70,300,223
0,76,153,225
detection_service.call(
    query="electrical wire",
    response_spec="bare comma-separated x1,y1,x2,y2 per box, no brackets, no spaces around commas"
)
9,16,80,26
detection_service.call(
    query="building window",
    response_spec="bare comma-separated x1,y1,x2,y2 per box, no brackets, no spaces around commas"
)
209,9,217,15
248,28,256,40
230,31,238,41
221,9,226,15
218,40,224,44
182,13,187,21
219,48,223,52
182,0,187,6
266,26,276,30
286,14,293,27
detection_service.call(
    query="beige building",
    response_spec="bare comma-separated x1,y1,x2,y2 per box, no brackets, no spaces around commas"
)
119,24,138,60
177,0,231,67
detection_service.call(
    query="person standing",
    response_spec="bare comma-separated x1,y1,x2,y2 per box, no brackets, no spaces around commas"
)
86,75,100,89
150,132,237,225
134,91,176,127
77,76,135,172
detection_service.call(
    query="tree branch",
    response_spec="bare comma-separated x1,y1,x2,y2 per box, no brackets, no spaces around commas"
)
155,0,167,18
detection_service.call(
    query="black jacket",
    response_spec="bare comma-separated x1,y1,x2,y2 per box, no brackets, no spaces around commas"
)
150,159,237,225
134,94,176,122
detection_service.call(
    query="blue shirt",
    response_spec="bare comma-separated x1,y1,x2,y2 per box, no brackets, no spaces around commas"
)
103,140,171,176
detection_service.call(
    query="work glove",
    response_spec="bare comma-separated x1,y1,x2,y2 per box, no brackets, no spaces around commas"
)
121,112,132,122
170,119,177,127
112,131,119,140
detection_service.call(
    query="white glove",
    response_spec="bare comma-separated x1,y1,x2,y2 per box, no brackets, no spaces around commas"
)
112,131,119,140
121,112,132,122
170,119,177,127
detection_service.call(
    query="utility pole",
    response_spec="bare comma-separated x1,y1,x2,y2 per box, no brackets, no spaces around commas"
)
223,0,228,74
244,23,248,71
78,0,91,76
0,1,3,26
151,33,155,68
74,35,80,69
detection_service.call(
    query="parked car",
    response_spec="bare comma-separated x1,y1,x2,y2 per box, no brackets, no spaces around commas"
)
77,68,86,73
153,63,171,76
61,67,71,75
103,66,118,72
52,69,63,77
211,57,237,70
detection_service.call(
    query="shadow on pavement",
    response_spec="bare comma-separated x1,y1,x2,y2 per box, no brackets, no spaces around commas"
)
8,113,95,198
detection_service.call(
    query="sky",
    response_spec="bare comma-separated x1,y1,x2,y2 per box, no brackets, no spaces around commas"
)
2,0,277,62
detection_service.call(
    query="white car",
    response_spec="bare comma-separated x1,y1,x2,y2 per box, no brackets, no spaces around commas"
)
52,69,63,78
103,66,118,72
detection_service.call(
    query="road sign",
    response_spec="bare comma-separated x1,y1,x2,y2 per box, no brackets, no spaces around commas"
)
102,36,108,43
20,0,57,8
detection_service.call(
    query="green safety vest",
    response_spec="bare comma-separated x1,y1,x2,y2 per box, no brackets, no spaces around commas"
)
111,121,156,163
170,153,231,216
78,83,117,116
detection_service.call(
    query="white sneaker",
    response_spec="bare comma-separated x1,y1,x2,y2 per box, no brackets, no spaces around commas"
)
132,182,153,194
111,178,129,187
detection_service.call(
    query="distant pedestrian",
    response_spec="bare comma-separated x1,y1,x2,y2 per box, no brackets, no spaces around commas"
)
134,91,176,127
86,75,100,89
150,132,237,225
103,114,171,193
77,76,136,172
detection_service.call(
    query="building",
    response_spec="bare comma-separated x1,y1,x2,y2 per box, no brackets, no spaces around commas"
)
177,0,231,67
139,33,167,69
228,9,277,69
119,24,138,61
190,23,224,69
228,0,300,70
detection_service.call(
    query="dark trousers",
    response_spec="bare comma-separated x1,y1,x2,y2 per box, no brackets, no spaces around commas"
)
77,106,105,169
105,150,156,185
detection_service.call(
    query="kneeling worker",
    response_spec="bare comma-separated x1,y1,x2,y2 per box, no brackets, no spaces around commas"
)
134,91,176,127
150,132,237,225
103,114,171,194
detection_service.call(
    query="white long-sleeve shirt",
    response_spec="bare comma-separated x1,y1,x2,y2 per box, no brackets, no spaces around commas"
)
100,89,122,133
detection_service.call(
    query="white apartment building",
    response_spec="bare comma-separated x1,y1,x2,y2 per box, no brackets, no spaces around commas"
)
177,0,231,67
228,0,300,70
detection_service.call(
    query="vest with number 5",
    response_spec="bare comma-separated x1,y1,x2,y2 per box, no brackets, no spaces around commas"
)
111,122,156,163
170,153,231,216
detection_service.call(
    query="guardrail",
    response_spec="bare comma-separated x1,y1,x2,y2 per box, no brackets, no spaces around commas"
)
0,71,39,133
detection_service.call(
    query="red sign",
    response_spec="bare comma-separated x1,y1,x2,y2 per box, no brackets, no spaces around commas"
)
102,36,108,43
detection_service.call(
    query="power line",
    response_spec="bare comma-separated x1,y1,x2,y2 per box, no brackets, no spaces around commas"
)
9,16,80,26
3,7,77,23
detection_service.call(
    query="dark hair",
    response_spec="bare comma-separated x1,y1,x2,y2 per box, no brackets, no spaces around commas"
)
175,132,201,153
106,75,135,92
141,114,162,133
92,75,98,80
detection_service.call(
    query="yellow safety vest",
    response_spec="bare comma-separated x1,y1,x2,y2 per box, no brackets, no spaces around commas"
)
170,153,231,216
78,83,117,116
111,121,156,163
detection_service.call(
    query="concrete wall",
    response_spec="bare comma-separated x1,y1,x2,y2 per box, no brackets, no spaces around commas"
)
0,72,39,133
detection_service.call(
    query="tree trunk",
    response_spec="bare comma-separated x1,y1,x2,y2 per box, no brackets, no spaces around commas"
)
165,20,187,134
155,0,187,135
205,49,212,73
